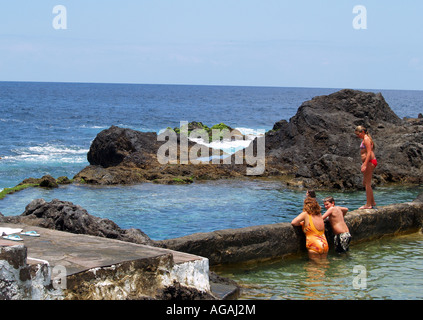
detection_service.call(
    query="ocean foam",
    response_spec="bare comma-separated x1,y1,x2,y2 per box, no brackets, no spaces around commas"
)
6,144,89,164
26,145,88,155
189,127,264,155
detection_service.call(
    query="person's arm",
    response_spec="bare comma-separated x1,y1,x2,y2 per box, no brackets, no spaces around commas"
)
322,208,333,220
291,212,306,226
339,206,349,216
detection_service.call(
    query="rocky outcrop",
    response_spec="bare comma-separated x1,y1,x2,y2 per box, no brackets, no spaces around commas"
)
0,199,153,246
74,89,423,189
258,89,423,189
1,175,74,200
74,125,248,185
87,126,160,169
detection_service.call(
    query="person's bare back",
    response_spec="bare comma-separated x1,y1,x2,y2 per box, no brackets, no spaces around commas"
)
322,199,349,235
322,197,351,253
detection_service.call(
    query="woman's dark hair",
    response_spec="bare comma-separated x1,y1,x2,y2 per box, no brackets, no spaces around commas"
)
306,190,316,198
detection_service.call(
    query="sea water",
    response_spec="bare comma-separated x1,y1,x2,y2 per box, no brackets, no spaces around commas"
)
1,82,422,190
1,81,422,299
0,180,421,241
214,232,423,300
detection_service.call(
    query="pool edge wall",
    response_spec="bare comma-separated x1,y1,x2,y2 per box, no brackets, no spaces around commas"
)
157,193,423,266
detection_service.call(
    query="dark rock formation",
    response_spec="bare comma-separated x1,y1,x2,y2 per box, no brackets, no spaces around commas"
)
260,89,423,189
87,126,161,169
74,89,423,189
1,198,153,246
75,125,247,185
0,176,74,201
19,175,60,188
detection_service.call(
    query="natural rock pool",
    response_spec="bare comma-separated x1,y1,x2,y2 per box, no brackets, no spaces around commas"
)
214,232,423,300
1,180,421,300
1,180,421,240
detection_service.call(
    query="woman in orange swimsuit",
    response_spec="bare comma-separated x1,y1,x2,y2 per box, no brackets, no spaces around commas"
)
355,126,377,209
291,197,329,258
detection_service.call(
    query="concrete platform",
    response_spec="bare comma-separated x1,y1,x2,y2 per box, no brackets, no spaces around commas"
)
0,223,214,299
1,223,203,275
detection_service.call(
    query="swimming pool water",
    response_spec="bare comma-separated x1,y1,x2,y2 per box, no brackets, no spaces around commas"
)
214,232,423,300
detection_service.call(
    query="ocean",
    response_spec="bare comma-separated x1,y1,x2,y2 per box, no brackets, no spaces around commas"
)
1,81,422,299
1,81,422,237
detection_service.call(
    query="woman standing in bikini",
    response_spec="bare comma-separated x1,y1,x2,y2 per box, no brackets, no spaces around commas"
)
355,126,377,209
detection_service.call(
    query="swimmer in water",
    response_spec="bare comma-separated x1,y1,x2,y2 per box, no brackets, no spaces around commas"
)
291,197,329,260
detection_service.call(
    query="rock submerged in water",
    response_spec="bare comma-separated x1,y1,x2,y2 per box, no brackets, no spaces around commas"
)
19,175,61,188
0,175,73,200
74,89,423,190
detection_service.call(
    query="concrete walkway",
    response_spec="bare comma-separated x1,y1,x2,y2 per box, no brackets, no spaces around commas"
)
0,223,203,276
0,223,241,299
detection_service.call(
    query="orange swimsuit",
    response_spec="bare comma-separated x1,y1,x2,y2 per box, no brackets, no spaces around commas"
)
301,214,329,254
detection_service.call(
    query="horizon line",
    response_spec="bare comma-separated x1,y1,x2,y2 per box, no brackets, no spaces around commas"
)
0,80,422,92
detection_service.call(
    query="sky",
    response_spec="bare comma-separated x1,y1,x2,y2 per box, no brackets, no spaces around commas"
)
0,1,422,90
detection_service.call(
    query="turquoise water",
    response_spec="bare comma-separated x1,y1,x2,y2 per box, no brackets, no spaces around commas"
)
1,180,421,300
1,82,422,299
0,180,421,241
214,232,423,300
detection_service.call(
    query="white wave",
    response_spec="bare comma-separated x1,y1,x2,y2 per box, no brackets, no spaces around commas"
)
0,118,25,124
80,125,108,129
189,127,265,155
235,127,265,137
115,124,157,132
157,127,265,155
26,145,88,155
189,137,252,154
6,144,89,164
3,154,87,164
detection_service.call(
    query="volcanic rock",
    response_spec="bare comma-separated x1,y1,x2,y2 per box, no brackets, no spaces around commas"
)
259,89,423,189
75,125,248,185
1,198,153,246
75,89,423,189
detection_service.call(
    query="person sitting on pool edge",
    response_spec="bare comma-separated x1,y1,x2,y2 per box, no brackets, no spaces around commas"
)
322,196,351,254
